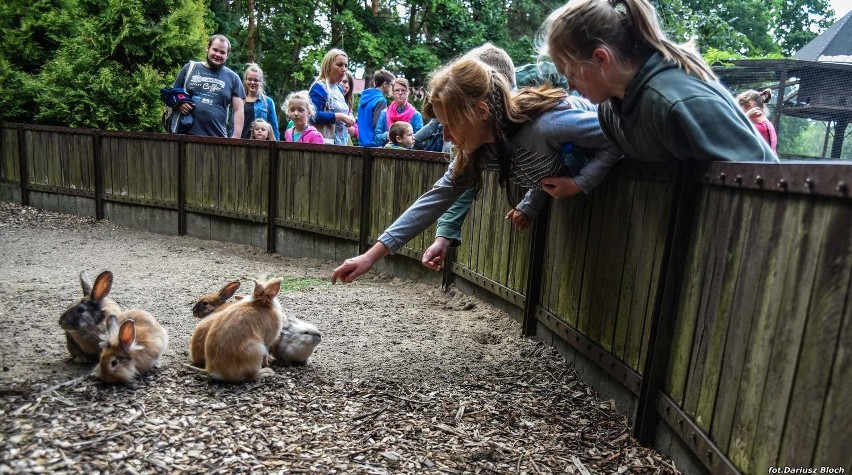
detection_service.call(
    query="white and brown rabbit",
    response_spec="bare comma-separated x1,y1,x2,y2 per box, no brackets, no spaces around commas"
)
189,281,240,367
203,278,284,383
97,311,169,384
59,270,123,363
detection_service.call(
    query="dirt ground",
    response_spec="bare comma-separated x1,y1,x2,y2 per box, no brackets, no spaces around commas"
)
0,201,678,474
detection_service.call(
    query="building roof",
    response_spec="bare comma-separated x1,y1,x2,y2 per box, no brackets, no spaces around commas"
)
794,10,852,62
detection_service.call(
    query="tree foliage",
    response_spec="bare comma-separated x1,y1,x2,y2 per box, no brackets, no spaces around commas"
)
0,0,841,130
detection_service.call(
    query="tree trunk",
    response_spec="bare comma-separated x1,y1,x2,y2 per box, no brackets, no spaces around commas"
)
248,0,256,62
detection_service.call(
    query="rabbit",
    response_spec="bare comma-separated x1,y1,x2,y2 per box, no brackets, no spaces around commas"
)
192,281,241,319
203,278,285,383
269,317,322,367
190,280,321,367
96,311,169,384
189,281,241,367
59,270,123,363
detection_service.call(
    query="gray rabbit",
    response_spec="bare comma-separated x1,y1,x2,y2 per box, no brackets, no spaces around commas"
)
58,270,123,363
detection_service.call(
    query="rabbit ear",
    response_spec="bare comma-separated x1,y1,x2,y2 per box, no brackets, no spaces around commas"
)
91,271,113,302
264,278,282,298
104,314,120,344
252,279,264,297
218,281,241,302
80,271,93,297
118,320,136,352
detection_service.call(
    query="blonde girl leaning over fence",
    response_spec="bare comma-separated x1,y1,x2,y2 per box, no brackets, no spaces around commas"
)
250,119,275,141
331,57,622,284
541,0,777,163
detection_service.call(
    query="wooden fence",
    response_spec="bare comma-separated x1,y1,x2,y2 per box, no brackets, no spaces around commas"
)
1,123,850,475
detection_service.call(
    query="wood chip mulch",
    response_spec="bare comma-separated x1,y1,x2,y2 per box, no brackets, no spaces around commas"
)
0,345,678,474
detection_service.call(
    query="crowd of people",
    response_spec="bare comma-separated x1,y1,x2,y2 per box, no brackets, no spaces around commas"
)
162,0,780,284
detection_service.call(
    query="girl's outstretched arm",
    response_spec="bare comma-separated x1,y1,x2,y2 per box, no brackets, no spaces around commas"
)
331,242,390,284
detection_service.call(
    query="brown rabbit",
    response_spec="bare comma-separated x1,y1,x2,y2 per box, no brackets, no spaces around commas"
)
192,281,241,319
59,271,123,363
204,278,284,383
189,281,241,366
96,311,169,384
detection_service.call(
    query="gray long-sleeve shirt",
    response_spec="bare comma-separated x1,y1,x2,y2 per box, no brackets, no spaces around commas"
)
378,97,623,253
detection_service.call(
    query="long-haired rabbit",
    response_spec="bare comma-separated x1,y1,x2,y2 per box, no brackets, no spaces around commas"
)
270,317,322,366
59,270,123,363
204,278,284,383
97,311,169,384
189,281,241,366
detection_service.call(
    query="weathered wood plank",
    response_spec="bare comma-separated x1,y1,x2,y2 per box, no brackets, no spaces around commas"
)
682,186,737,419
542,195,568,314
709,191,765,452
599,177,633,353
778,203,852,467
813,255,852,468
622,180,654,372
579,182,608,340
637,182,672,373
560,193,593,328
694,188,750,432
750,199,823,473
664,186,716,403
612,177,640,364
727,196,789,472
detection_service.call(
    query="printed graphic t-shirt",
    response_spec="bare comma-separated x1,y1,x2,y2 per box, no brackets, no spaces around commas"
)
173,63,246,137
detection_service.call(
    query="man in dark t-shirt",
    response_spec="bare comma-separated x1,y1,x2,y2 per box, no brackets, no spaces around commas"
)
172,34,246,138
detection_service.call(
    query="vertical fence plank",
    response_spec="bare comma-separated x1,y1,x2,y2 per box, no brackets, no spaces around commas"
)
708,192,764,451
93,131,103,219
17,126,29,206
694,190,750,432
682,187,737,419
750,199,823,473
813,267,852,467
634,163,692,444
726,196,788,472
267,143,278,253
778,204,852,467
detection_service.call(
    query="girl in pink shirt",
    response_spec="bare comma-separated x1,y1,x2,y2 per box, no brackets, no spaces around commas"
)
737,89,777,153
284,91,326,144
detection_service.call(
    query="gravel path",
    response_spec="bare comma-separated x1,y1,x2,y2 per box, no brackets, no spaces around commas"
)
0,202,677,474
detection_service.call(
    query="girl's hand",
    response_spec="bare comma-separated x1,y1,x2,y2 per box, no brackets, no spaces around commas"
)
422,237,452,271
332,243,389,283
331,255,375,283
347,126,357,137
178,103,194,115
505,208,532,231
541,176,582,199
746,107,764,123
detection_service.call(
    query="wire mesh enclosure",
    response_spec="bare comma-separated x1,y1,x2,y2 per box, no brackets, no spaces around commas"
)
715,59,852,160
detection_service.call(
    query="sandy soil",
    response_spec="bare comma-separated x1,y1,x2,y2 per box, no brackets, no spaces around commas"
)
0,202,677,474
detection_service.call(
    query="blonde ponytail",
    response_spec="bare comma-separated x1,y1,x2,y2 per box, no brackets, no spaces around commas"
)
541,0,716,82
